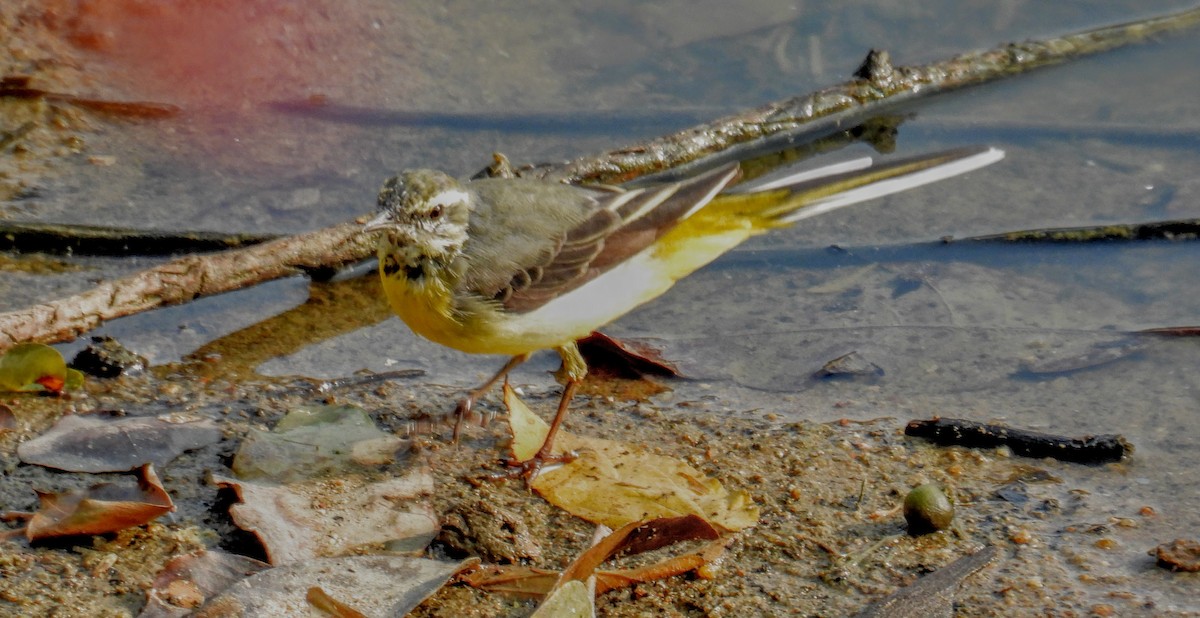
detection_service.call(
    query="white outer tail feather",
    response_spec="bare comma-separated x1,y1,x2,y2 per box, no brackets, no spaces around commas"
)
781,147,1006,223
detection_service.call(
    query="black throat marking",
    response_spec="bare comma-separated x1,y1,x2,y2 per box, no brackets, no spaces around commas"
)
383,252,430,282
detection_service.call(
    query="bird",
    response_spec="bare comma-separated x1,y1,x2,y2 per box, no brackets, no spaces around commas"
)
364,146,1004,473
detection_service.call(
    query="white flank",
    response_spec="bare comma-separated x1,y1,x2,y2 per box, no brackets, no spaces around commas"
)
502,229,748,348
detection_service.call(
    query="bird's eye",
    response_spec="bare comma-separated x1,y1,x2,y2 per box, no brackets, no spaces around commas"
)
429,205,443,219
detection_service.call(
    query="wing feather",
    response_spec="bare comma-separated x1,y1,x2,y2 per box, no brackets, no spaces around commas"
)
489,164,739,313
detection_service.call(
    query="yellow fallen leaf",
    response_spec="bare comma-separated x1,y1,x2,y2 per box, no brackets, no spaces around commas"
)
530,579,593,618
504,385,758,532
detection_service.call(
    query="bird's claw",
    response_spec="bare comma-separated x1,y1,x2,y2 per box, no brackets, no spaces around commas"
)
499,449,577,482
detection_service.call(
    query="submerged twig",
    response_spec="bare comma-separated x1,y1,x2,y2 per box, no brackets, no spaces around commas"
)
1,76,180,120
852,546,1001,618
0,221,278,256
0,75,178,120
905,418,1133,464
947,219,1200,243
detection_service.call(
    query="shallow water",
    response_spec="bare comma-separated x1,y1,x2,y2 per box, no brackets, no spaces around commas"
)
6,0,1200,612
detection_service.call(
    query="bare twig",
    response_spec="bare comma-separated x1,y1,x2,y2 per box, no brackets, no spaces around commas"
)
515,5,1200,185
0,220,373,350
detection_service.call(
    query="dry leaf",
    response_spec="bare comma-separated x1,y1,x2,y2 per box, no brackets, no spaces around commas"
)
506,386,759,532
18,413,221,473
464,518,728,600
231,404,406,483
558,516,717,585
306,586,369,618
196,555,473,617
531,579,593,618
139,549,269,618
577,332,681,379
213,467,437,565
593,539,728,595
461,565,561,597
24,463,174,541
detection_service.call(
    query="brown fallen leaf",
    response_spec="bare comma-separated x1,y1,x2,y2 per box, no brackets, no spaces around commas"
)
576,331,682,378
594,539,728,595
572,332,682,401
18,412,221,473
463,518,728,599
22,463,174,541
506,385,759,532
460,565,561,597
558,515,719,585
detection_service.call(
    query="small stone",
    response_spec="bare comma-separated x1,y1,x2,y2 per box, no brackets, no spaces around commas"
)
1153,538,1200,572
70,336,146,378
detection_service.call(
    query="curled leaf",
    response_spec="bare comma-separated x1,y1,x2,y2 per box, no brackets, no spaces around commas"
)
463,518,728,600
24,463,174,541
558,515,719,585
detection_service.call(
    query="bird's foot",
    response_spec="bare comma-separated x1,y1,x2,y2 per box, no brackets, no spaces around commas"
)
499,448,577,482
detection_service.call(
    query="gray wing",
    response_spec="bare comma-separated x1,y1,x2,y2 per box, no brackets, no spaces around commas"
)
459,164,740,313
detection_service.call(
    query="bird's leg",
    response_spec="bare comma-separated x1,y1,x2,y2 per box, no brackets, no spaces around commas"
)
508,341,587,479
453,353,529,442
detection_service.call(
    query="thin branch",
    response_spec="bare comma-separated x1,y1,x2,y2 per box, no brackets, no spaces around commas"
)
0,221,372,350
513,5,1200,185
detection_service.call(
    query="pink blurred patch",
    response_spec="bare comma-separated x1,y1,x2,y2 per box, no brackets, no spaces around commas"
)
54,0,346,108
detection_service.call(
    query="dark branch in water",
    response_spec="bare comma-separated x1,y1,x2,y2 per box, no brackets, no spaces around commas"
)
946,219,1200,243
0,221,278,256
905,417,1133,464
1,76,180,119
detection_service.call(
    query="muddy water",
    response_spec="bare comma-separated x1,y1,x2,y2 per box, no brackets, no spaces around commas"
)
3,1,1200,615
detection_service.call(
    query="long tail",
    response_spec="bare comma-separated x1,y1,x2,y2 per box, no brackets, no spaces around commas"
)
651,146,1004,281
714,146,1005,225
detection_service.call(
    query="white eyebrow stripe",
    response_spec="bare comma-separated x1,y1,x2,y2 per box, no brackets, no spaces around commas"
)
428,188,470,208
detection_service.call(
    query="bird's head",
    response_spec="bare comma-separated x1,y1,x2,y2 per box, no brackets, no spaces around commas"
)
365,169,472,257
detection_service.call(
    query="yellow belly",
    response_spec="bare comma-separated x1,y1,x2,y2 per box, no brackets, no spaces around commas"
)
379,267,586,356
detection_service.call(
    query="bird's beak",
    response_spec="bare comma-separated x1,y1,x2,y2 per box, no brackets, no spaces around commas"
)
362,211,394,233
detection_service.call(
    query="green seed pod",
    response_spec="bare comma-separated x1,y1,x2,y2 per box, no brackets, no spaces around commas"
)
904,483,954,535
